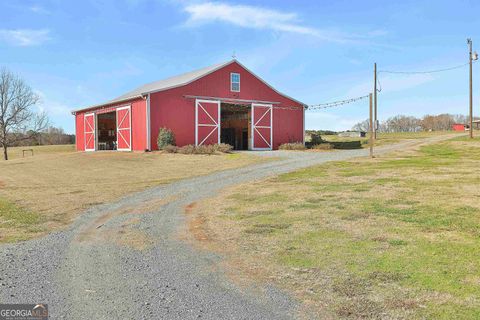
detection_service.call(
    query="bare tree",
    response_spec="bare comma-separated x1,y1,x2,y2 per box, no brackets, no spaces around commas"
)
351,119,370,132
385,115,421,132
0,68,49,160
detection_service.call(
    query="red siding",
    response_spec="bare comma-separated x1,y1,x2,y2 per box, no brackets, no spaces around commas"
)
149,61,303,150
74,97,147,151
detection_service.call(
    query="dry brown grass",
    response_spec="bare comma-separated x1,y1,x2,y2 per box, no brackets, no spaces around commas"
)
0,145,267,243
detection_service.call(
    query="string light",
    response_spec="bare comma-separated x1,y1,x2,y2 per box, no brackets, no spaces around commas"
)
308,94,370,110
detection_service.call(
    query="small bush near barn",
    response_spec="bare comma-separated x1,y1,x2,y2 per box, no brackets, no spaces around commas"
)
310,132,324,145
195,145,216,155
177,144,233,155
157,127,176,150
178,144,196,154
279,142,306,150
213,143,233,153
163,145,178,153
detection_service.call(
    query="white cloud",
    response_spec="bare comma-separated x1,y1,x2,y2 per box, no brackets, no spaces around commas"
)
183,2,356,42
0,29,51,47
29,5,50,14
35,91,71,116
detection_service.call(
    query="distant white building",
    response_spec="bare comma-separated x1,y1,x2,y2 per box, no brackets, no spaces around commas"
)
338,131,366,138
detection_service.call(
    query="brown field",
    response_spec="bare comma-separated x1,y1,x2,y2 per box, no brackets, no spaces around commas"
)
0,145,267,243
185,136,480,319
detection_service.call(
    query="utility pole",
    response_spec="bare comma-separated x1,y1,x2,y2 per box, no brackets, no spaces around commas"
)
374,63,377,140
468,38,474,138
369,93,374,158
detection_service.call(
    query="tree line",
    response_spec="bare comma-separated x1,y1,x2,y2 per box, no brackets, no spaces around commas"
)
9,126,75,147
352,114,478,133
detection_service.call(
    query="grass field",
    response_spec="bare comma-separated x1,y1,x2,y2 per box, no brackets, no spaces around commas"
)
0,145,266,243
320,131,471,149
187,136,480,319
4,144,76,160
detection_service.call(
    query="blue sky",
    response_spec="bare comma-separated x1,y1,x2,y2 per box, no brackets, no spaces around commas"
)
1,0,479,133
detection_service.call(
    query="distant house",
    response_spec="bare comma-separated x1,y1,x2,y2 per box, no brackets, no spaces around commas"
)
452,123,467,131
338,131,366,138
473,120,480,130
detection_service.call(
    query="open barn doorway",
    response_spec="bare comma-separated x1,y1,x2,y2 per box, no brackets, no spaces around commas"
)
96,111,117,150
220,103,250,150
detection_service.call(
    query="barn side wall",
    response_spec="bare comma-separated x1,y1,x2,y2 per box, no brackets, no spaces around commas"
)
74,97,147,151
149,61,304,150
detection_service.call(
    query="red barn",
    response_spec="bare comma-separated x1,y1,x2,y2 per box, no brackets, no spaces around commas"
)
72,60,305,151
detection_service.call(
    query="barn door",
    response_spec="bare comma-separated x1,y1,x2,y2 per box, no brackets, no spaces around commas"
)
195,99,220,146
252,103,272,150
84,113,95,151
116,106,131,151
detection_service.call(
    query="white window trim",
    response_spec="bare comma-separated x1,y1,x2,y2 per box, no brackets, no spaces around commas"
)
230,72,240,92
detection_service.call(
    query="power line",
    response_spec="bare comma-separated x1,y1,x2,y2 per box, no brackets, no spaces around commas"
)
378,61,471,75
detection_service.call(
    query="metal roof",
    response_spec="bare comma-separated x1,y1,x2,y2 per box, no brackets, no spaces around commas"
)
73,59,305,113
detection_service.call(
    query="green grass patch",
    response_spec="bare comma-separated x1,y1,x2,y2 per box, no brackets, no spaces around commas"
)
0,198,43,242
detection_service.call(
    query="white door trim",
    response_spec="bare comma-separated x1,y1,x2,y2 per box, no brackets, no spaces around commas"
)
84,112,95,151
116,105,132,151
251,103,273,151
303,105,306,146
146,94,151,151
195,99,221,146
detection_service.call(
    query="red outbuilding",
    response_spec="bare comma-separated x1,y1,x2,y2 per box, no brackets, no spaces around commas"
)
72,60,306,151
452,123,467,132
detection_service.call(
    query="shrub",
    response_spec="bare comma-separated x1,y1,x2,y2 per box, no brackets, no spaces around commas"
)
195,145,216,155
163,145,178,153
330,141,362,149
157,127,175,150
312,143,333,150
213,143,233,153
279,142,306,150
177,143,233,155
310,132,324,145
178,144,196,154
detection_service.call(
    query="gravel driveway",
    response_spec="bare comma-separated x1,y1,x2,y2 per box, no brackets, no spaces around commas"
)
0,136,457,319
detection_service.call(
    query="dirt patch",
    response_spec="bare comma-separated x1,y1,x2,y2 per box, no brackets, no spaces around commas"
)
78,216,153,251
76,195,178,245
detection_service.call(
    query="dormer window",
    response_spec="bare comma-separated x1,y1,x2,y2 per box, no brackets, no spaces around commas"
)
231,73,240,92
